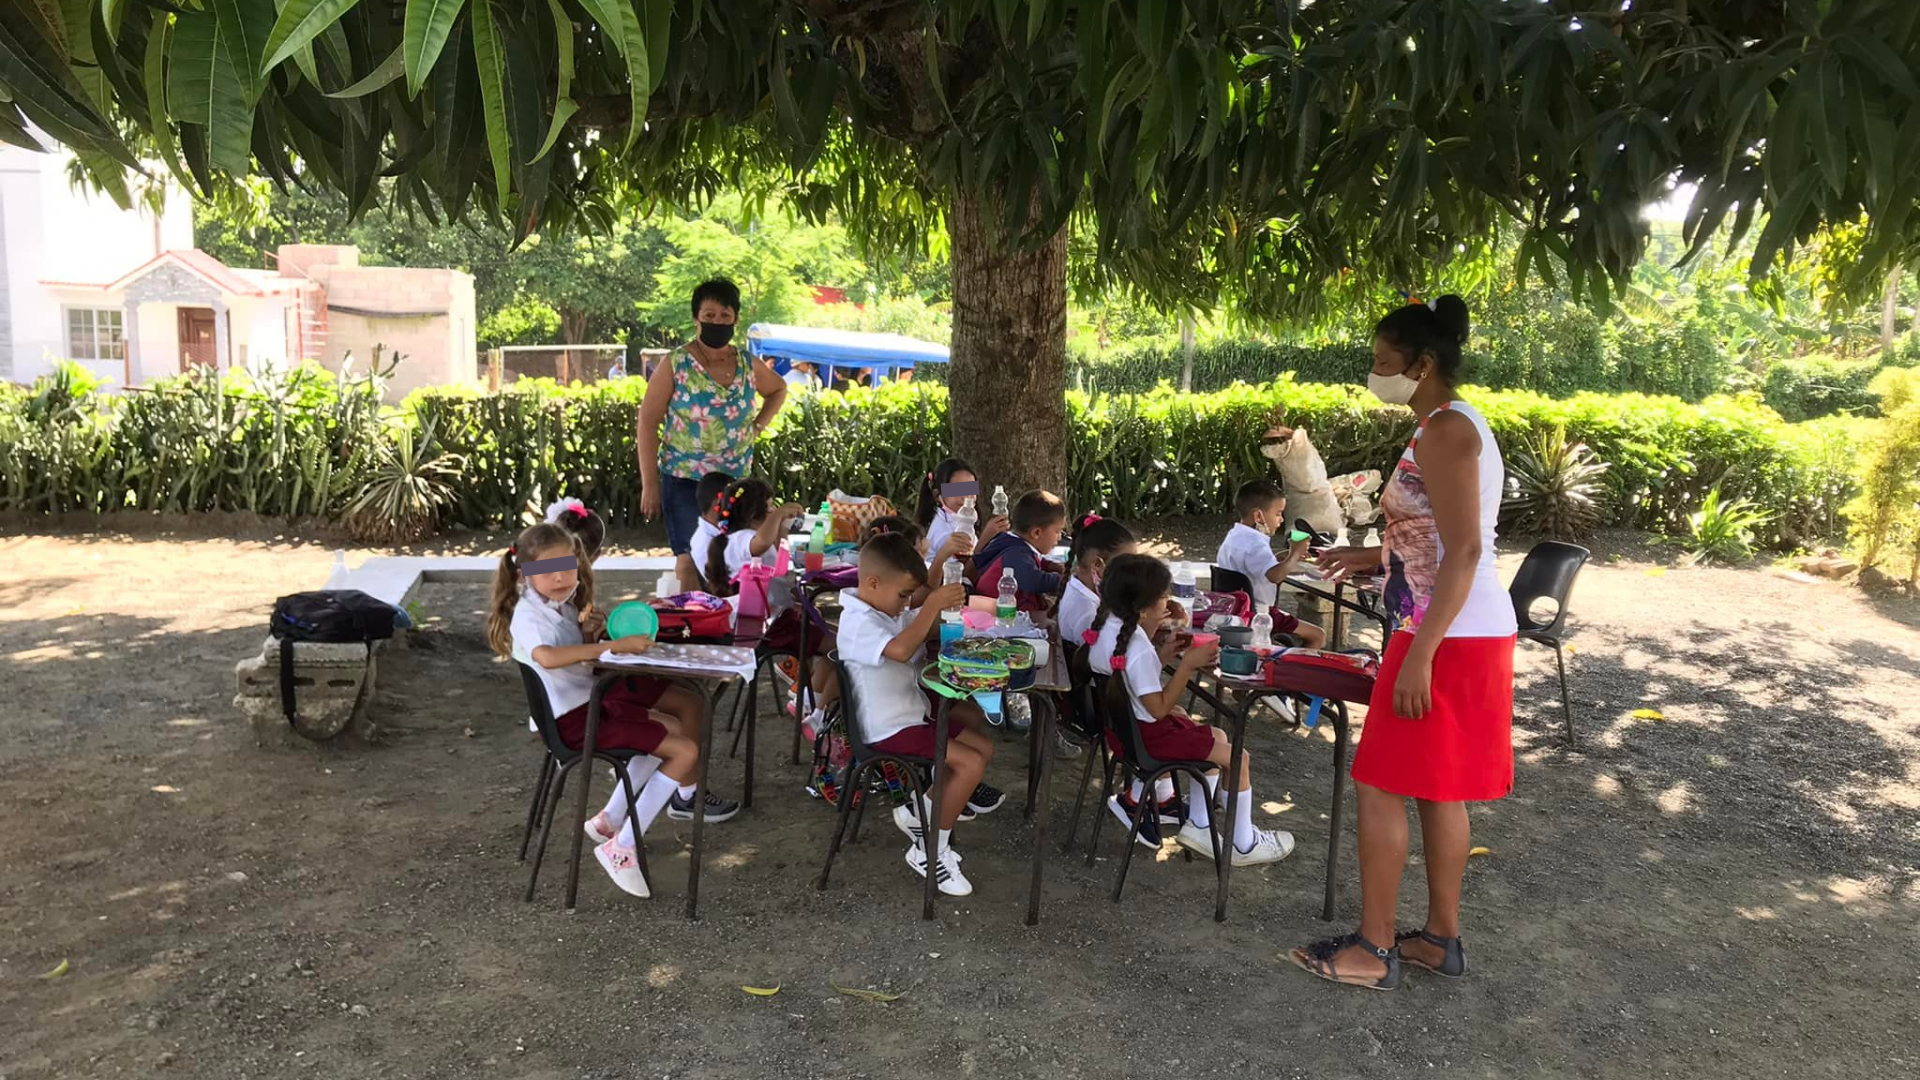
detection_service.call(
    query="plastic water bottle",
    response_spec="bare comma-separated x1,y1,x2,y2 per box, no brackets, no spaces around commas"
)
806,499,829,571
955,495,978,540
1251,609,1274,649
1334,525,1350,549
656,572,678,598
991,484,1009,518
1362,525,1380,548
996,573,1018,625
941,560,964,626
1173,563,1197,601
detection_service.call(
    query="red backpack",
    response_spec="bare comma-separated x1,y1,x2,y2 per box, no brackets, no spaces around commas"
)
649,593,735,644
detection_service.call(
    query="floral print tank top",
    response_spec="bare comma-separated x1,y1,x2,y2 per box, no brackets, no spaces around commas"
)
1378,401,1517,639
658,347,759,481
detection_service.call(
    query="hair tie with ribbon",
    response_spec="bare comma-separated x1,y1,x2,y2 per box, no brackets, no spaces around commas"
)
1081,629,1099,646
1079,513,1102,530
544,497,589,524
1109,654,1127,672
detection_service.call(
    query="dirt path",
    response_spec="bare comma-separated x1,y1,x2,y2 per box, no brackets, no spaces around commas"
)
1,523,1916,1079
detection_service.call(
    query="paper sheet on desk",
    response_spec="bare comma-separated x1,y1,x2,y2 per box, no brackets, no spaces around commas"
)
598,643,758,680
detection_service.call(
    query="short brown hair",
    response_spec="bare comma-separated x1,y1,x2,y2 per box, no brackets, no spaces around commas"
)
1235,479,1284,519
860,532,927,585
1011,489,1068,534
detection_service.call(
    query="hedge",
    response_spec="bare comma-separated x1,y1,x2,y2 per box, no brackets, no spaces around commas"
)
0,366,1861,549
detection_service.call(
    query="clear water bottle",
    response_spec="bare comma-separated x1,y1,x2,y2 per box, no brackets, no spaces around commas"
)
1334,525,1350,549
955,495,978,539
991,484,1009,518
656,572,678,598
941,560,964,624
1362,525,1380,547
1251,609,1273,649
1172,563,1197,601
996,573,1018,625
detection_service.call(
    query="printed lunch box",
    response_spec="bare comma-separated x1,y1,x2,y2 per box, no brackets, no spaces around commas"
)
937,638,1036,693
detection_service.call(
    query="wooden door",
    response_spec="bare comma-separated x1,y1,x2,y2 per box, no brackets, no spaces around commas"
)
178,307,217,371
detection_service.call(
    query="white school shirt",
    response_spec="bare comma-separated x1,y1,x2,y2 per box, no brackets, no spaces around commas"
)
835,589,931,743
1059,575,1101,644
692,517,723,560
924,507,958,566
1216,522,1282,608
720,529,759,580
509,587,596,718
1087,613,1166,724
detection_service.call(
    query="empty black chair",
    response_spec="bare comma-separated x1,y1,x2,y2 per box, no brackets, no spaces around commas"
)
1508,541,1591,743
516,662,653,905
1095,673,1231,916
815,652,948,920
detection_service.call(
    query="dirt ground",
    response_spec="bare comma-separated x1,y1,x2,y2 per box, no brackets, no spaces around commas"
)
2,516,1917,1080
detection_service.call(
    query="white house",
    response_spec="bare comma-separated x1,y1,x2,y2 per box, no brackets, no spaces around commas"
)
1,142,479,399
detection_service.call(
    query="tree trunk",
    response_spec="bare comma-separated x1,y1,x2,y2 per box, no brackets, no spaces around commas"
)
1882,265,1905,350
560,309,587,383
946,192,1069,496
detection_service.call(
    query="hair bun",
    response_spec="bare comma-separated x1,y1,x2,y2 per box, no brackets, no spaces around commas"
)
1432,294,1470,345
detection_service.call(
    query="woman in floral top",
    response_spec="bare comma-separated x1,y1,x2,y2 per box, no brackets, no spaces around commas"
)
637,278,789,588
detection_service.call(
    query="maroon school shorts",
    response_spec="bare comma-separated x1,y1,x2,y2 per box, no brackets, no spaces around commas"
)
1105,709,1216,762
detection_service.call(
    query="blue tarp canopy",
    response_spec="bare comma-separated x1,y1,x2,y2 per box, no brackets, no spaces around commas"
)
745,323,949,373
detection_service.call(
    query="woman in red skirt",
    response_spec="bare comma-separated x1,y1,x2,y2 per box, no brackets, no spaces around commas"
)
1290,296,1518,991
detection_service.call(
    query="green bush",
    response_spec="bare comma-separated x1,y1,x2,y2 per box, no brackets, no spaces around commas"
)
1,368,1862,551
1761,353,1886,421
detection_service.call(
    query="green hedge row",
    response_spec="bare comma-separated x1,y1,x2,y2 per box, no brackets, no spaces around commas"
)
1,366,1860,550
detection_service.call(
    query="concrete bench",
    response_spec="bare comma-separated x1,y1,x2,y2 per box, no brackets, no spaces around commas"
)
234,552,679,745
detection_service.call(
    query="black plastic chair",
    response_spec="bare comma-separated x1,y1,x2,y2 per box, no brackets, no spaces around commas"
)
1057,643,1116,854
814,652,948,920
1509,541,1591,743
516,662,653,905
1094,672,1230,911
1208,564,1254,597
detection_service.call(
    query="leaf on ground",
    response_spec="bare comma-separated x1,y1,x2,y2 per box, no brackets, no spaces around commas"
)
740,985,780,996
1644,566,1668,577
832,983,903,1002
41,958,70,979
1564,644,1576,654
1468,846,1492,858
1631,708,1665,720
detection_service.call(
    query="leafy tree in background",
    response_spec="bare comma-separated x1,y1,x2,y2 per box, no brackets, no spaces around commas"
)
10,1,1920,492
642,195,865,336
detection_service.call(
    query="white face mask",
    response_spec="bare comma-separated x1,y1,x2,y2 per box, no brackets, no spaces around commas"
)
1367,369,1421,405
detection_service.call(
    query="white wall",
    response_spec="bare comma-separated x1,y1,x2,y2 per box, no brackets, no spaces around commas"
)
233,296,294,371
1,141,190,386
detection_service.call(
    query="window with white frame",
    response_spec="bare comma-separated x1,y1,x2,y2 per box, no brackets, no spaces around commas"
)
66,307,126,363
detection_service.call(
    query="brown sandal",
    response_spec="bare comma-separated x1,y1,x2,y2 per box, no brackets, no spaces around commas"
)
1288,933,1402,991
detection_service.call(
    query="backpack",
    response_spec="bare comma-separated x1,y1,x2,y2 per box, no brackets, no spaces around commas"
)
269,590,400,737
649,594,735,643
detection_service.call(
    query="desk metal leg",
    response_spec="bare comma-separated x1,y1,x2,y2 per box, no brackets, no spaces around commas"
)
684,682,724,920
1323,703,1351,921
563,679,613,911
1215,696,1253,923
1025,695,1054,927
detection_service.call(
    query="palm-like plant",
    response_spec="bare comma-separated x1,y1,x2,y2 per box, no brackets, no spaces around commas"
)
340,420,466,544
1686,488,1775,565
1502,426,1608,540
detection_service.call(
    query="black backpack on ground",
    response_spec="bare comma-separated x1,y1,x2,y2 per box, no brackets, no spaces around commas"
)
270,590,400,736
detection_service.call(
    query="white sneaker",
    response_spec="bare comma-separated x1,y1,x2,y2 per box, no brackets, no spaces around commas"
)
891,798,934,844
1230,828,1296,867
593,839,650,898
1265,697,1299,724
1175,821,1220,859
905,843,974,896
583,811,619,845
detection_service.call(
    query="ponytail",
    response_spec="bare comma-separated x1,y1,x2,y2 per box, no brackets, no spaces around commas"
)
486,548,520,657
706,477,771,594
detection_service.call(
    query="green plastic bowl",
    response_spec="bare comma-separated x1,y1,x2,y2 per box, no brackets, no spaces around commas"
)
606,601,660,641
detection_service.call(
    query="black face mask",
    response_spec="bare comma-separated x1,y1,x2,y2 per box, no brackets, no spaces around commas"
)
698,322,735,348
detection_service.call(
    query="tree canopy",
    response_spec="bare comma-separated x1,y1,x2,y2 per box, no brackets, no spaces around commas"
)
6,0,1919,489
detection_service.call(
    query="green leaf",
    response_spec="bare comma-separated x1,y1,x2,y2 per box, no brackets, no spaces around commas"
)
1025,0,1048,45
642,0,670,95
60,0,92,64
103,0,126,43
403,0,467,96
469,0,510,199
0,6,136,165
18,2,71,62
168,10,256,175
143,12,197,193
546,0,572,102
579,0,647,149
211,0,276,103
324,43,403,97
529,95,576,163
261,0,357,74
0,101,46,150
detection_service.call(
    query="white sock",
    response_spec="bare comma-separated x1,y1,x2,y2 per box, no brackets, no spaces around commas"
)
1128,779,1145,801
1186,778,1211,828
1233,786,1256,852
617,772,680,846
676,782,697,801
937,828,952,854
1154,777,1176,803
1205,774,1221,802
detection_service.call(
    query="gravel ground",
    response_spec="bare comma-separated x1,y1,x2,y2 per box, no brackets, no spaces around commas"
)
1,518,1916,1080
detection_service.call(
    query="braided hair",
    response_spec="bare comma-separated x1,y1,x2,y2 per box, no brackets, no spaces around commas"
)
706,477,772,595
1092,553,1172,666
1058,513,1135,617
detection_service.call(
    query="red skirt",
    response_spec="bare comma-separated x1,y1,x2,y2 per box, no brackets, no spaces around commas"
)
1350,633,1516,802
1104,709,1217,762
555,684,668,755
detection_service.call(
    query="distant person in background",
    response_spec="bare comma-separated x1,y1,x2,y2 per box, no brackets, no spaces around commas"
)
637,277,789,589
784,360,822,391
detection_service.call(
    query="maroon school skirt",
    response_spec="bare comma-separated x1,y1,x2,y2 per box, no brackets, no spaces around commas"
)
1103,709,1217,762
555,684,668,755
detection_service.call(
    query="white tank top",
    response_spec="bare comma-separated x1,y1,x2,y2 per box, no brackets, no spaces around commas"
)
1377,401,1516,639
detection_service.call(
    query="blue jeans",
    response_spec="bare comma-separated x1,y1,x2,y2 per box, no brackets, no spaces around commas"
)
659,474,703,556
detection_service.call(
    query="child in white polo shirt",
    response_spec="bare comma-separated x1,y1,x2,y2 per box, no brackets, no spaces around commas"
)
836,533,998,896
1215,479,1326,648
